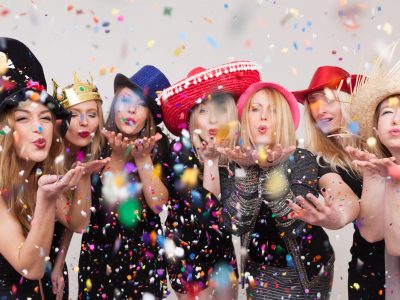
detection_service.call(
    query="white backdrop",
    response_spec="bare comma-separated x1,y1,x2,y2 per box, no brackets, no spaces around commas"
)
1,0,398,298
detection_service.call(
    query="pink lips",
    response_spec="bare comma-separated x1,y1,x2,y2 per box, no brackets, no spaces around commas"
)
258,125,268,134
389,128,400,136
208,128,218,136
78,131,90,138
125,118,136,126
33,137,46,149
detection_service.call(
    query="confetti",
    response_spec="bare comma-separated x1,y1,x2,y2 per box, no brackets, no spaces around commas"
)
163,7,172,16
117,199,141,228
206,36,219,49
147,40,156,49
54,154,64,165
181,167,199,187
366,137,377,148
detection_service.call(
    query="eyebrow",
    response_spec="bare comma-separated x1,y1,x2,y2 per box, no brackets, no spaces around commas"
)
15,108,51,115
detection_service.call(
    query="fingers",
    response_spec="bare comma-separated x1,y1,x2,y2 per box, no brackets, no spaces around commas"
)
305,193,325,211
52,278,58,295
320,188,333,207
39,174,59,186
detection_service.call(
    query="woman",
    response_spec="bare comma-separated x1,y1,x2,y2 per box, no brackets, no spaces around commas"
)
219,81,334,299
160,61,261,299
347,53,400,299
79,65,171,299
46,73,109,299
291,66,385,299
0,38,89,298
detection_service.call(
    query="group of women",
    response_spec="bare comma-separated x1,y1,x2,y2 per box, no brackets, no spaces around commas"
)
0,36,398,300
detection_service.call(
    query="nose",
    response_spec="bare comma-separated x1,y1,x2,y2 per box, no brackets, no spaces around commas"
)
393,108,400,125
32,118,43,133
209,109,217,124
128,104,137,114
316,99,328,117
79,114,88,126
260,107,268,121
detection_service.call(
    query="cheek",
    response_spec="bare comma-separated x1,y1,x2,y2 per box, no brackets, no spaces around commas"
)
89,117,100,130
43,123,54,140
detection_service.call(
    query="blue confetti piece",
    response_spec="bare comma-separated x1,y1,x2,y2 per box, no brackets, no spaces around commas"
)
286,254,295,267
224,3,229,9
348,122,359,134
206,35,219,49
179,32,187,40
293,42,298,50
173,163,184,175
38,125,43,133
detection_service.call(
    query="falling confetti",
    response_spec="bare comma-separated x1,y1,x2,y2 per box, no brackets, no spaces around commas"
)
117,198,141,228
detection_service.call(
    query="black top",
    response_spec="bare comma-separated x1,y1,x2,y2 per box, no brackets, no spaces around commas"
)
221,148,334,290
164,139,238,294
318,161,385,298
78,129,170,299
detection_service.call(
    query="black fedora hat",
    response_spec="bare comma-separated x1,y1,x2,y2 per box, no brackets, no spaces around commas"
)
0,37,70,124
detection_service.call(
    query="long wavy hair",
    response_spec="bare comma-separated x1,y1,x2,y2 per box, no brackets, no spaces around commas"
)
0,103,65,235
303,89,360,174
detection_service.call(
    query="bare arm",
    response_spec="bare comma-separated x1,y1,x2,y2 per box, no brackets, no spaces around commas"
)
384,180,400,255
0,170,79,280
51,228,73,298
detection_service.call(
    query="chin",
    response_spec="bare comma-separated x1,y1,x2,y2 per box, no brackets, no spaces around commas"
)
254,137,272,147
120,124,140,136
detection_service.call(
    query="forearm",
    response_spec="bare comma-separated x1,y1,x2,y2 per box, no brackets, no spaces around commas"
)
384,182,400,255
69,175,92,230
358,175,385,242
57,176,92,232
136,156,168,214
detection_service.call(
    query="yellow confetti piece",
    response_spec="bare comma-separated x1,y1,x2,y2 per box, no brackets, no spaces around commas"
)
257,146,267,163
181,167,199,187
114,174,126,188
353,282,360,290
99,67,107,76
72,266,79,272
388,96,399,107
366,137,377,148
282,47,289,53
264,170,289,199
153,163,162,178
86,278,92,291
383,22,393,35
147,40,156,49
173,45,185,57
216,123,230,145
111,8,119,15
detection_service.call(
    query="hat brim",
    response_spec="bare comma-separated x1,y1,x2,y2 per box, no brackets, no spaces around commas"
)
161,62,261,136
113,73,163,125
293,74,359,104
237,82,300,129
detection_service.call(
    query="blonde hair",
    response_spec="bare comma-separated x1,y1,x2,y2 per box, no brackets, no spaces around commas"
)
189,93,239,165
0,104,65,235
303,89,360,172
66,101,105,168
240,88,296,149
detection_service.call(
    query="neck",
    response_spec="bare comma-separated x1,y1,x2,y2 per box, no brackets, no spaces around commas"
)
17,158,35,181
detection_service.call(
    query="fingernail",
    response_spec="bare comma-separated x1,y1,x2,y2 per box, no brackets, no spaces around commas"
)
285,199,290,204
321,187,326,193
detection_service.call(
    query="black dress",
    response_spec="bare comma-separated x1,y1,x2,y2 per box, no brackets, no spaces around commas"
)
42,221,69,299
318,164,385,299
78,131,170,300
0,254,41,299
0,218,68,300
164,140,238,295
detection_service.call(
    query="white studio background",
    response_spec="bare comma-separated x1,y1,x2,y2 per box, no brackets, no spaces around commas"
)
1,0,398,299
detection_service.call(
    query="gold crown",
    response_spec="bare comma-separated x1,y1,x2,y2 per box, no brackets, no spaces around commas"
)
52,72,102,109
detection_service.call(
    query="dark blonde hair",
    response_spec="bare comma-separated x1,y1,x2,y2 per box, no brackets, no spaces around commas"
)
0,102,65,235
66,101,105,168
